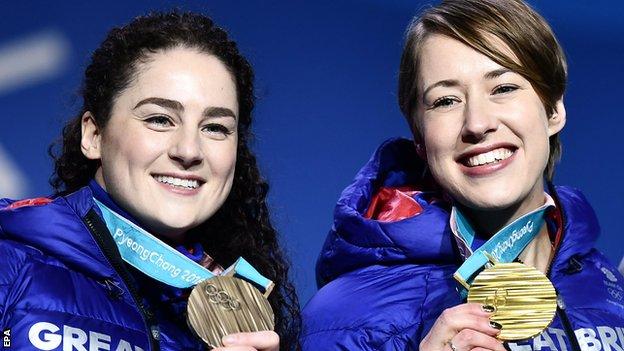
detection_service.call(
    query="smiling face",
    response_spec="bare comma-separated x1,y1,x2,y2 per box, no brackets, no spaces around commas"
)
81,47,239,241
415,34,565,220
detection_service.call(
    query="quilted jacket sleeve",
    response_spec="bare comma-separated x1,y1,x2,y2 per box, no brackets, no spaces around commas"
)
0,236,31,329
301,264,437,350
301,262,462,351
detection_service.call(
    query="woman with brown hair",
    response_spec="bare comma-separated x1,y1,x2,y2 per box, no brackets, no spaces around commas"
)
301,1,624,350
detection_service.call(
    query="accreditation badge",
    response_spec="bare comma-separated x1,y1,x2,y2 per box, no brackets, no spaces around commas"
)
187,276,275,349
466,261,557,340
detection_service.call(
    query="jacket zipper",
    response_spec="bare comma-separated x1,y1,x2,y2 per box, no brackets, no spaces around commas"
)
83,209,160,351
556,295,582,351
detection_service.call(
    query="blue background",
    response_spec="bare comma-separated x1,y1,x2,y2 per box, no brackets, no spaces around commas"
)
0,1,622,305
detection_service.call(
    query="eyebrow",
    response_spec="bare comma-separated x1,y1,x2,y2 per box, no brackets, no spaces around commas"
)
422,69,514,99
133,97,237,119
203,106,237,119
134,97,183,111
483,68,512,80
422,79,460,99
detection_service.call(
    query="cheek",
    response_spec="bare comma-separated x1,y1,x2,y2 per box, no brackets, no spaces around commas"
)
205,142,238,178
423,135,458,189
510,104,551,153
101,130,164,170
422,120,459,162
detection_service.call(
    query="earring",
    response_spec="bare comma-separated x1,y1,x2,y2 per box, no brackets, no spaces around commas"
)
415,143,426,159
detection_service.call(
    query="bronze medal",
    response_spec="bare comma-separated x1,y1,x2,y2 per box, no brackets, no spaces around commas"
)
187,276,275,348
467,262,557,340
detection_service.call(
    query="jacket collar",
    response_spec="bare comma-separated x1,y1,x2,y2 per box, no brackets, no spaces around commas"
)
316,138,600,287
0,186,119,280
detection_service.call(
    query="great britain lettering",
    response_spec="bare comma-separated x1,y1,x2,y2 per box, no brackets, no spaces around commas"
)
28,322,144,351
507,326,624,351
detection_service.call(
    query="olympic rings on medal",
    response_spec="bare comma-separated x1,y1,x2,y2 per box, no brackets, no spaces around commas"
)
484,287,508,309
204,283,241,311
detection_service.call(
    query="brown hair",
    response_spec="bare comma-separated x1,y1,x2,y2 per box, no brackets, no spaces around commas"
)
398,0,567,180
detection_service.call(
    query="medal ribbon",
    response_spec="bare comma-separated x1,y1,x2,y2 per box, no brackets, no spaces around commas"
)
451,194,554,298
94,199,273,294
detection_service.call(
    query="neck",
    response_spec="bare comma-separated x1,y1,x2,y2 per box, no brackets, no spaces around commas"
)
159,230,188,246
460,188,547,238
140,221,189,246
517,225,552,274
90,179,188,246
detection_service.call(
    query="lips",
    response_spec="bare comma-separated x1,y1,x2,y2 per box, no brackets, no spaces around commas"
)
457,144,518,176
152,173,205,190
464,148,513,167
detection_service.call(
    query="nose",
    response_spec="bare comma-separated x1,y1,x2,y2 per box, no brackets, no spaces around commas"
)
168,126,204,169
461,97,499,143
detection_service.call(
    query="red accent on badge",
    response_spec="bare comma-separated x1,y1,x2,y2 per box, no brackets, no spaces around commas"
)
365,186,423,222
6,198,52,210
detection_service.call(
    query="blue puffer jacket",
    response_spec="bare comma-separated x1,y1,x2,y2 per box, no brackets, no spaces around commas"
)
301,138,624,351
0,185,205,350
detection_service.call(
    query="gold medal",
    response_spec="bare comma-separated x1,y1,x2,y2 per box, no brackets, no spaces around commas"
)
467,262,557,340
187,276,275,348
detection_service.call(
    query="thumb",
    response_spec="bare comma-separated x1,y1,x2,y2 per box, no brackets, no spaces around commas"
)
222,331,279,350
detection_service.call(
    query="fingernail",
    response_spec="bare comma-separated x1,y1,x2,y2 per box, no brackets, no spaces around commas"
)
490,321,503,330
482,304,496,313
222,334,238,344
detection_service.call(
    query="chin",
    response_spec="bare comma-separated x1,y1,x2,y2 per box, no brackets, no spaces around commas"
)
465,197,518,211
150,221,198,241
453,184,524,212
142,210,204,239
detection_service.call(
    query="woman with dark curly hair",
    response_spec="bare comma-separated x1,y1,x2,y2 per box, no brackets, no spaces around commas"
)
0,11,299,351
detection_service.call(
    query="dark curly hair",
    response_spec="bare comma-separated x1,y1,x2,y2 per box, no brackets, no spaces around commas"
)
49,11,300,350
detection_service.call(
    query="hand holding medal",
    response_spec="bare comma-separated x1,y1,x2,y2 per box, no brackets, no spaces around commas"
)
466,258,557,341
95,200,279,350
187,276,276,349
422,260,556,351
419,303,506,351
452,198,558,342
421,197,558,351
213,331,279,351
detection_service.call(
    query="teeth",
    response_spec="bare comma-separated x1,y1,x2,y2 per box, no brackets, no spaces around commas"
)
154,175,199,189
466,148,513,167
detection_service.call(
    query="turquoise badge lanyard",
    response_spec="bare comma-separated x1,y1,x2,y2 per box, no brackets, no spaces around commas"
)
451,194,555,299
93,199,273,294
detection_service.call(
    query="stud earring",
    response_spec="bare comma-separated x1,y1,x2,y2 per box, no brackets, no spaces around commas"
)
415,143,426,159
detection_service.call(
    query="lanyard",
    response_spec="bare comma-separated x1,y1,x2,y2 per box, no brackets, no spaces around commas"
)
451,194,554,297
94,199,273,294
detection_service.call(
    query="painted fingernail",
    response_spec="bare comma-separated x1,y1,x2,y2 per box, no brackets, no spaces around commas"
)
222,334,238,344
490,321,503,330
482,304,496,313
